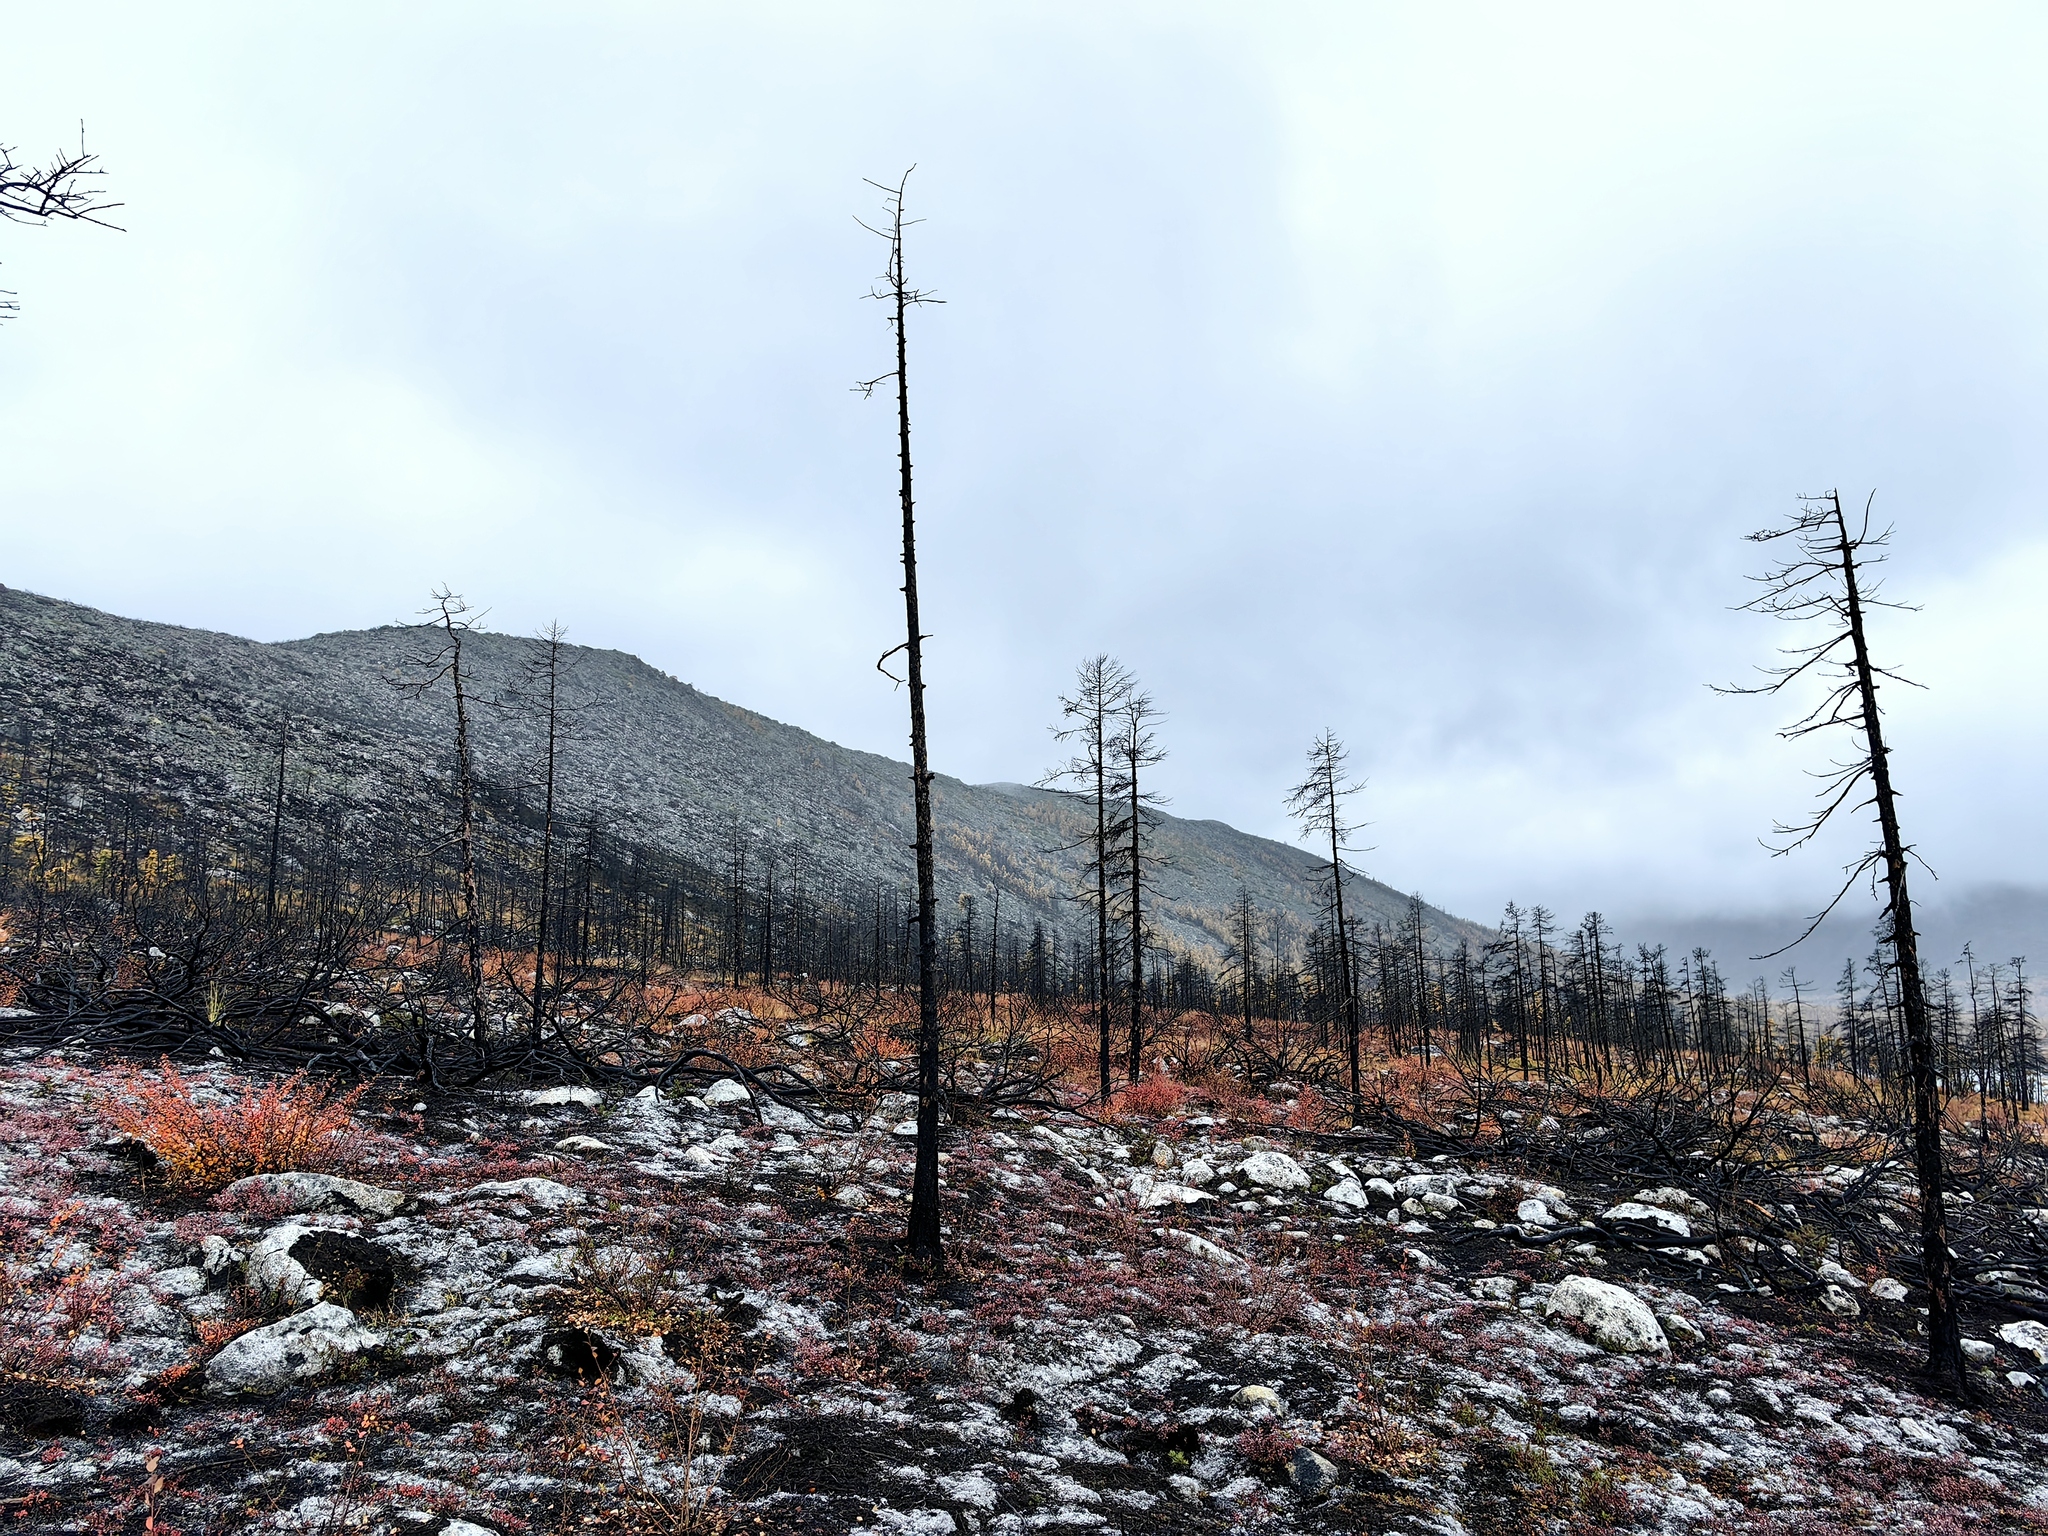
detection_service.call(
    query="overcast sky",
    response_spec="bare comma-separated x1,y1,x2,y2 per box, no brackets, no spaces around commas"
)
6,4,2045,974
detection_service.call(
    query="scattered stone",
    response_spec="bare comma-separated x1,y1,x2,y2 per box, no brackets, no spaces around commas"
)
553,1135,613,1154
1997,1320,2048,1364
1324,1178,1370,1211
1658,1311,1706,1345
1150,1141,1175,1169
1632,1185,1710,1219
1818,1284,1861,1318
244,1224,325,1307
1516,1198,1556,1227
1231,1385,1285,1416
701,1078,753,1107
1179,1157,1216,1186
1471,1276,1517,1303
522,1085,602,1109
1871,1276,1910,1302
1163,1228,1247,1268
1599,1201,1692,1240
833,1184,869,1208
1286,1448,1341,1498
1543,1275,1669,1354
1962,1338,1998,1364
1816,1258,1864,1290
220,1171,405,1218
1238,1150,1310,1191
464,1177,585,1210
205,1303,384,1394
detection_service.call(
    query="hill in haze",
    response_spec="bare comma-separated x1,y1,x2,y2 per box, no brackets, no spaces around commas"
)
0,587,1486,961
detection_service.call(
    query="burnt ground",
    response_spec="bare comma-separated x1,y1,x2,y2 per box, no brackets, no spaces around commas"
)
3,1050,2047,1535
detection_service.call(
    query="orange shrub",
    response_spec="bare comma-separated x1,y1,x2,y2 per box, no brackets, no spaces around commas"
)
1110,1073,1188,1120
107,1059,367,1193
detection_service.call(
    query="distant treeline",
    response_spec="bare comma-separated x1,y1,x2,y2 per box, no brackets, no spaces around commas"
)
0,720,2037,1109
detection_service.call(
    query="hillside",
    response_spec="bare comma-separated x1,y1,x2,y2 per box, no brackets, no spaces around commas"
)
0,587,1485,962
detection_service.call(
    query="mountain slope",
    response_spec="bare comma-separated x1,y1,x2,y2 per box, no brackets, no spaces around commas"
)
0,587,1486,959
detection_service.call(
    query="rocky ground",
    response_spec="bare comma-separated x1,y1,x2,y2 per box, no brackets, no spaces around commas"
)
4,1050,2047,1535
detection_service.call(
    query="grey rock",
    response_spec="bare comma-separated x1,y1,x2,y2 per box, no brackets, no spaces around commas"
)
1286,1448,1341,1498
1543,1275,1669,1354
1600,1201,1692,1240
220,1171,405,1218
463,1177,584,1210
523,1085,602,1109
204,1302,383,1394
1238,1150,1308,1190
702,1078,753,1107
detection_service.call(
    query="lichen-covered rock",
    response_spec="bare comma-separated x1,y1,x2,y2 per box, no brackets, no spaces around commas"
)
463,1177,584,1210
220,1171,405,1218
1998,1320,2048,1363
1237,1150,1309,1191
1323,1178,1370,1210
1543,1275,1669,1354
1287,1447,1340,1497
204,1303,383,1394
243,1224,324,1307
702,1078,753,1106
522,1085,602,1109
1600,1201,1692,1240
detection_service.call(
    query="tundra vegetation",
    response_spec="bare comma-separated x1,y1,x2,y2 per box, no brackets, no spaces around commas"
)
0,153,2041,1528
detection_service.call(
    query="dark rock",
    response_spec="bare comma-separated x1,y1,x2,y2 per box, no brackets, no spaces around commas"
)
1286,1447,1341,1498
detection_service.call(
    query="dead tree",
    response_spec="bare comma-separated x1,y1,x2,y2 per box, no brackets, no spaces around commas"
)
524,622,572,1048
1,128,122,320
859,168,947,1266
1286,731,1367,1109
1113,687,1168,1083
1043,654,1134,1102
389,589,491,1053
264,714,289,922
1722,489,1962,1390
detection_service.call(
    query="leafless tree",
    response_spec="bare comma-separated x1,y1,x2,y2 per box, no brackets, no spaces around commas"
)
1043,654,1134,1102
859,168,947,1266
389,589,491,1053
1286,730,1366,1109
1113,687,1168,1083
523,622,573,1048
1,127,122,321
1720,489,1962,1390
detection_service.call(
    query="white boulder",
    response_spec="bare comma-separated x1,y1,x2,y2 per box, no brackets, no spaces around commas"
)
1871,1276,1909,1302
1600,1201,1693,1240
522,1085,602,1109
1238,1150,1310,1191
1543,1275,1669,1354
1516,1198,1557,1227
702,1078,753,1106
204,1303,383,1394
1323,1178,1371,1211
1997,1320,2048,1364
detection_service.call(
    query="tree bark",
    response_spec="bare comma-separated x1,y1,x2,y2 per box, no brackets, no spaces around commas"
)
1828,492,1962,1388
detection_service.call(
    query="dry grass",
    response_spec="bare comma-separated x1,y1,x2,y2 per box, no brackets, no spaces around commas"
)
106,1057,367,1192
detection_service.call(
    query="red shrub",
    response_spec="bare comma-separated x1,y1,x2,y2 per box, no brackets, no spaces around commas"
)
1111,1074,1188,1120
106,1059,367,1193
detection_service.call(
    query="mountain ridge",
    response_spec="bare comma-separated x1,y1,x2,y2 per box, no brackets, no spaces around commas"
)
0,586,1488,961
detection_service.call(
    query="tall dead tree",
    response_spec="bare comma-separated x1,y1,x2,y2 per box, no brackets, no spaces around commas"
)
1044,654,1134,1102
524,622,572,1048
390,589,491,1054
859,168,947,1266
1722,489,1961,1390
1285,730,1366,1108
264,714,289,922
1114,687,1168,1083
1,127,122,321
